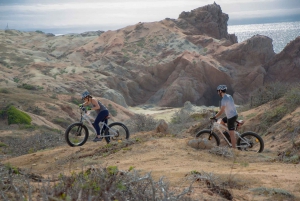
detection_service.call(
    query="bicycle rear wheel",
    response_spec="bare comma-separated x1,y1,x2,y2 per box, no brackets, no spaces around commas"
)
65,123,89,147
195,129,220,147
105,122,129,141
237,132,264,153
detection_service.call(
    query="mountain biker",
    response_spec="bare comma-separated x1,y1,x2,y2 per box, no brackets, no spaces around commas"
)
211,85,238,149
80,91,110,143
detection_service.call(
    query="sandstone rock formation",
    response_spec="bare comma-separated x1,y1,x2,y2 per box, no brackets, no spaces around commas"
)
263,36,300,83
178,2,237,43
0,3,299,108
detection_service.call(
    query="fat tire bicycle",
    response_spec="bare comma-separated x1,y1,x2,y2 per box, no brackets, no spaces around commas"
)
196,118,264,153
65,105,130,147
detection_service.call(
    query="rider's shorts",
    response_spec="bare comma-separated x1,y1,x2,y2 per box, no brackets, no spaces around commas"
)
222,115,238,131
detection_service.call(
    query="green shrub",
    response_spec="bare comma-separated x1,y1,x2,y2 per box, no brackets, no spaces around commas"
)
0,88,10,94
259,106,287,132
250,82,289,108
285,87,300,111
7,106,31,125
52,117,70,128
127,113,158,133
17,83,43,90
0,142,7,147
35,30,44,34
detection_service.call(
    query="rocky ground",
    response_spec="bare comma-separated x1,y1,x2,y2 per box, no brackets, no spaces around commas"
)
1,98,300,200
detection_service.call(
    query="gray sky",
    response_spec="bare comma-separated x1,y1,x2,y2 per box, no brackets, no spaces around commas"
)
1,0,300,34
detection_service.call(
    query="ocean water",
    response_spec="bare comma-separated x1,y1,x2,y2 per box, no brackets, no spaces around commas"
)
228,21,300,53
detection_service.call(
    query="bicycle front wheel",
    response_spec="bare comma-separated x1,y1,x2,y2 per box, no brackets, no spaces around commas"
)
65,123,89,147
105,122,129,141
237,132,264,153
195,129,220,147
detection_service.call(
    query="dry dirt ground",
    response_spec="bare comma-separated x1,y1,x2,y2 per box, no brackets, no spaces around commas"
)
2,105,300,201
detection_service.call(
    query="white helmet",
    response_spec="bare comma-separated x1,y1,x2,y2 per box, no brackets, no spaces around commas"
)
217,85,227,92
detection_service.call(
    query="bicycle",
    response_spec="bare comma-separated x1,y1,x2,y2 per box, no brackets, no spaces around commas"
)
195,118,264,153
65,105,130,147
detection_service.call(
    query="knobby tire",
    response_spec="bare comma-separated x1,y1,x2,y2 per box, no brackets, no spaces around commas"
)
195,129,220,146
65,123,89,147
237,132,264,153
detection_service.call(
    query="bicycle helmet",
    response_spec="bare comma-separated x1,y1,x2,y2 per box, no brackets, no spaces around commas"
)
81,91,91,100
217,85,227,92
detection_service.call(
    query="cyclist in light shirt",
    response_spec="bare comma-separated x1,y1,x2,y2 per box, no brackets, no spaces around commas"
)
212,85,238,149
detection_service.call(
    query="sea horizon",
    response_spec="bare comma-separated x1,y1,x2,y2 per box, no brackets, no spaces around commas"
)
228,20,300,53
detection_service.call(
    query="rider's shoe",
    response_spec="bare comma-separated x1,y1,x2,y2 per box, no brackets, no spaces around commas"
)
93,136,103,142
232,149,240,157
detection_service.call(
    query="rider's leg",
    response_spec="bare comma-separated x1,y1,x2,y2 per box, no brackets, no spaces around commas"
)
221,117,231,142
221,117,227,126
103,118,111,143
227,115,238,149
93,110,109,139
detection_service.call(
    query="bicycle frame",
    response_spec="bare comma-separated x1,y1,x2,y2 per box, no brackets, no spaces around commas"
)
210,119,251,149
79,107,117,138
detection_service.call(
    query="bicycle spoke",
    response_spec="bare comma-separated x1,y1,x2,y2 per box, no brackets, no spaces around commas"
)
106,122,129,141
65,123,89,146
195,130,220,146
237,132,264,153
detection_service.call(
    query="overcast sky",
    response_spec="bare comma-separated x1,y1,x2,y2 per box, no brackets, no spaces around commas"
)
1,0,300,34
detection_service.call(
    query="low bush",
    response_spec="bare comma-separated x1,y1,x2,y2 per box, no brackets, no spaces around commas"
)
169,109,197,135
17,83,43,90
285,86,300,111
27,106,45,116
52,117,70,128
126,113,158,133
0,129,63,156
0,164,195,201
250,82,289,108
250,187,294,199
7,105,31,125
0,88,11,94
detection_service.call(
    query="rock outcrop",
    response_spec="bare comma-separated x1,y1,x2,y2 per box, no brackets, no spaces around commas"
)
263,36,300,83
178,3,237,43
0,3,297,108
155,119,168,134
188,138,213,149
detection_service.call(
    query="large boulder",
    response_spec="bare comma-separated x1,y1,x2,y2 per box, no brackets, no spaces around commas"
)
188,138,214,149
155,119,168,134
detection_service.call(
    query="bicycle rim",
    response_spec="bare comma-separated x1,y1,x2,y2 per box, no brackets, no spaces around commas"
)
107,122,129,141
237,132,264,153
195,130,220,146
65,123,88,146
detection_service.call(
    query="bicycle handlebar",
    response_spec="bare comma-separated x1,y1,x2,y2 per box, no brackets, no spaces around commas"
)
79,105,87,113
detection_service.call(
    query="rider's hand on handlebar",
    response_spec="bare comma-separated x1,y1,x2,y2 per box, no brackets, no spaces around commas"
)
210,116,217,120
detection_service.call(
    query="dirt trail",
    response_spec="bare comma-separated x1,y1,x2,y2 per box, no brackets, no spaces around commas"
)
3,134,300,201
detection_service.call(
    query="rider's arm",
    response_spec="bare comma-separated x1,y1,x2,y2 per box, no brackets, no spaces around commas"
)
90,98,100,110
215,105,225,118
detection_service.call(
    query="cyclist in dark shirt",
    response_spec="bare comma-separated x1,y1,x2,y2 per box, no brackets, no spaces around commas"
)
81,91,110,143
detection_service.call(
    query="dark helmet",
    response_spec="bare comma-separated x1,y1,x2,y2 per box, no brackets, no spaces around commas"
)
217,85,227,92
81,91,91,100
